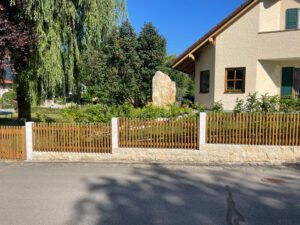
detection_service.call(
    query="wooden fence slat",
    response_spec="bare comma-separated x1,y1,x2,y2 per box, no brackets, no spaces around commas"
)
0,125,26,160
32,123,112,153
205,112,300,146
117,117,198,149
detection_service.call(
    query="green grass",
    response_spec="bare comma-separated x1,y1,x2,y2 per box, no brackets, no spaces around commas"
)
0,107,63,126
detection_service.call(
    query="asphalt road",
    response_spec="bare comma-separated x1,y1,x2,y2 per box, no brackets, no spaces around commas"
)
0,162,299,225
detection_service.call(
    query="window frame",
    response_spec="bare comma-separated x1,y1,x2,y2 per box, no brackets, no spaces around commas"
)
286,8,300,30
224,67,246,94
199,70,210,94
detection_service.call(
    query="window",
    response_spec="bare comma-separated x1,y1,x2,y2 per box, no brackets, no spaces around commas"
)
286,8,300,30
225,68,246,93
200,70,210,93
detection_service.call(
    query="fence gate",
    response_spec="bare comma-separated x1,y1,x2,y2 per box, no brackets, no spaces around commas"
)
33,123,112,153
0,126,26,160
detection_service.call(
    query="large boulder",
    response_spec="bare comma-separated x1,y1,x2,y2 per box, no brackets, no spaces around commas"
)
152,71,176,107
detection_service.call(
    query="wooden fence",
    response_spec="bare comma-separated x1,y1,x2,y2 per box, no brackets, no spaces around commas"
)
206,113,300,146
0,126,26,160
33,123,112,153
119,118,199,149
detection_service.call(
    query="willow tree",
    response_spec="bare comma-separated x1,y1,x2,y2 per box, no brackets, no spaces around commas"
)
24,0,126,104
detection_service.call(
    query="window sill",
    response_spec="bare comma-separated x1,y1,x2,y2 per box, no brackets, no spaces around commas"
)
258,28,300,34
224,91,245,94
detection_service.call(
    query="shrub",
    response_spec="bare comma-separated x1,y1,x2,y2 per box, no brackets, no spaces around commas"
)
55,103,195,123
233,98,245,113
233,93,299,113
261,94,279,113
197,104,207,112
245,92,261,112
211,101,224,112
279,97,300,113
0,90,17,109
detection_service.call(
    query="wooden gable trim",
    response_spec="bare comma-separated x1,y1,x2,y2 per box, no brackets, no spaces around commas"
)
172,0,259,71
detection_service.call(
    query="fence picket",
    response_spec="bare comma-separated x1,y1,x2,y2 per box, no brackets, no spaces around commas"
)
206,112,300,146
118,117,198,149
33,123,111,153
0,126,26,160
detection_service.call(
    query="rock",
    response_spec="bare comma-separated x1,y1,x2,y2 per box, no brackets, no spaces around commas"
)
152,71,176,107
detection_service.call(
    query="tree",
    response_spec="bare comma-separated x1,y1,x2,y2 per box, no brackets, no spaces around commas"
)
138,23,166,104
79,21,142,106
159,55,195,103
23,0,127,104
78,45,120,105
0,1,37,120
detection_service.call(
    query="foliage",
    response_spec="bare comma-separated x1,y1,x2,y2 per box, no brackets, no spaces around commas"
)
245,92,261,112
79,21,194,107
78,48,114,105
279,96,300,113
0,90,17,109
159,55,194,102
138,23,166,104
0,2,36,71
23,0,127,102
233,98,245,113
211,101,224,112
261,94,280,113
0,2,37,120
47,104,194,123
233,93,300,113
197,104,207,112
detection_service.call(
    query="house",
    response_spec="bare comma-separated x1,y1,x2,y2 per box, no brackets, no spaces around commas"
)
0,79,13,98
172,0,300,110
0,54,14,98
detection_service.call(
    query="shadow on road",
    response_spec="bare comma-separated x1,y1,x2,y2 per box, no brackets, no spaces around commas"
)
66,165,299,225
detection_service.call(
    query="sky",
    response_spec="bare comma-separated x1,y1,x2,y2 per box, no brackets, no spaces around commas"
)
127,0,245,56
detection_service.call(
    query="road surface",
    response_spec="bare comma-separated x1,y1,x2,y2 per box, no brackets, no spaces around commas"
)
0,162,299,225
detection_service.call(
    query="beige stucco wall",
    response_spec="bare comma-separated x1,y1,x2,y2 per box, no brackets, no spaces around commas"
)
280,0,300,30
194,44,215,108
193,0,300,110
213,4,260,110
258,29,300,60
256,60,300,95
259,0,281,32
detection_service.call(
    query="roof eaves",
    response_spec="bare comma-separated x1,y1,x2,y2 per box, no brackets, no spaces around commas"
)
172,0,258,69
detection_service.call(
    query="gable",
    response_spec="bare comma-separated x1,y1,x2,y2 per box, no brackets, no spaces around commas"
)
172,0,260,74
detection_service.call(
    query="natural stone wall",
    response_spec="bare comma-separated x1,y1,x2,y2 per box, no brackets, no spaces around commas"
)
33,145,300,165
152,71,176,107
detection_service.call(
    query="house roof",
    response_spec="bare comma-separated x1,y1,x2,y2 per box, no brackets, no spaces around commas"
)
172,0,259,74
3,80,13,85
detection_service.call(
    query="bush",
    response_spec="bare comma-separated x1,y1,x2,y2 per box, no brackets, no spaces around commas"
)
245,92,261,112
197,104,207,112
0,90,17,109
56,104,195,123
261,94,279,113
233,93,299,113
233,98,245,113
279,97,300,113
211,101,224,112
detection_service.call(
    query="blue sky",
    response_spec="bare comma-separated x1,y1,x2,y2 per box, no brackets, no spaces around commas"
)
127,0,245,56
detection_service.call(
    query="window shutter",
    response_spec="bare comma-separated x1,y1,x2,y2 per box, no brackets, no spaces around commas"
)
286,9,299,29
281,67,294,96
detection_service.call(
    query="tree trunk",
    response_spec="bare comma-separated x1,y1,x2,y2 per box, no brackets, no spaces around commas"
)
16,77,31,122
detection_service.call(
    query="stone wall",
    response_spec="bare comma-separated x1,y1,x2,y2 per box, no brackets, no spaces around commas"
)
33,145,300,165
